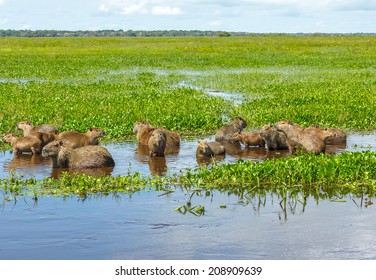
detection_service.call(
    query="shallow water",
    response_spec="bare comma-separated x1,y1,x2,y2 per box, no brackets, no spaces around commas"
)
0,133,375,180
1,133,376,260
0,190,375,260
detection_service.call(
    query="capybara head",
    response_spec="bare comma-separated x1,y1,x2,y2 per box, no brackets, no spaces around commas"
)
234,117,247,130
133,120,151,133
88,128,105,138
16,121,32,130
197,140,210,155
42,140,63,158
149,129,166,148
2,133,16,143
260,124,274,137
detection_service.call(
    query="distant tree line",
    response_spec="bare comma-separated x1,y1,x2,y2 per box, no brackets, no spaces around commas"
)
0,29,248,37
0,29,374,38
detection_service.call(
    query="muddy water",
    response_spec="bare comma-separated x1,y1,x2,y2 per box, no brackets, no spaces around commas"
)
0,133,375,180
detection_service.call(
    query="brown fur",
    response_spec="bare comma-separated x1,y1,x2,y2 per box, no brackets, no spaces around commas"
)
29,132,56,147
42,140,115,168
55,128,105,149
2,133,42,154
133,120,180,148
16,121,58,136
215,117,247,142
259,124,288,150
196,140,226,157
231,131,265,147
148,129,167,157
308,125,347,145
274,120,335,155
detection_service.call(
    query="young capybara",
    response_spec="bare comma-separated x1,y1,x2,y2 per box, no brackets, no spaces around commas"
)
231,131,265,148
308,124,346,145
41,140,115,168
16,121,58,136
274,120,335,155
148,129,167,157
215,117,247,142
196,140,226,157
259,124,288,150
2,133,42,154
55,128,105,149
133,120,180,148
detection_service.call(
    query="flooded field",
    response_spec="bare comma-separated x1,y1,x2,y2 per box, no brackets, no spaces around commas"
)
0,133,376,259
1,133,375,180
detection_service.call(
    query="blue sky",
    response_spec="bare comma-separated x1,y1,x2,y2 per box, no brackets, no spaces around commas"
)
0,0,375,33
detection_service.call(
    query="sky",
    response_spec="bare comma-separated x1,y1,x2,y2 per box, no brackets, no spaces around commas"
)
0,0,375,33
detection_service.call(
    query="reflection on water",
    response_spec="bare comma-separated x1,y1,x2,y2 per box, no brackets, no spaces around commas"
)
0,133,375,180
0,189,374,260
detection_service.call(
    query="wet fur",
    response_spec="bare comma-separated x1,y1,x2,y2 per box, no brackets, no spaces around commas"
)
196,140,226,157
231,131,265,147
133,120,180,148
17,121,58,136
259,124,288,150
2,133,42,154
275,120,335,155
42,140,115,168
215,117,247,142
56,128,105,149
148,129,167,157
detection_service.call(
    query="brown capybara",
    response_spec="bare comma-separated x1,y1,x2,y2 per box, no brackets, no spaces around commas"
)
28,132,56,147
55,128,105,149
308,124,346,145
259,124,288,150
2,133,42,154
148,129,167,157
215,117,247,142
231,131,265,148
196,140,226,157
41,140,115,168
274,120,335,155
133,120,180,148
16,121,58,136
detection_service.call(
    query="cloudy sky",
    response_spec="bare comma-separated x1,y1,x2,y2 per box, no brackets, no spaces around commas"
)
0,0,375,33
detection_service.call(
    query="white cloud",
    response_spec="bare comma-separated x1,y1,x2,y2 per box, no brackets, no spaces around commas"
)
151,6,182,15
209,20,222,27
98,0,184,16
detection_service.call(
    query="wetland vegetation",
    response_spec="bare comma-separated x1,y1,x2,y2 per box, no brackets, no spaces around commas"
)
1,35,376,202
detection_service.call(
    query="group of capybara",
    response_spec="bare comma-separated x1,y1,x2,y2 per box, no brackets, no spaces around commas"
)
1,117,347,170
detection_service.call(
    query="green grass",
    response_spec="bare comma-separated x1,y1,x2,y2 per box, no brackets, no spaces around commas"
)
1,35,376,199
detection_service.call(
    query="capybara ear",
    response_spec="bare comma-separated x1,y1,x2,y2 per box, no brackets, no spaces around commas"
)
27,121,32,125
288,120,293,125
89,128,93,131
58,140,64,146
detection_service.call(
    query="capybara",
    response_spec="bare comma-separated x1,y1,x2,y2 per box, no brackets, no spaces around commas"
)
55,128,105,149
42,140,115,168
16,121,58,136
196,140,226,157
308,124,346,145
148,129,167,157
259,124,288,150
231,131,265,148
29,132,56,147
215,117,247,142
274,120,335,155
133,120,180,148
2,133,42,154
